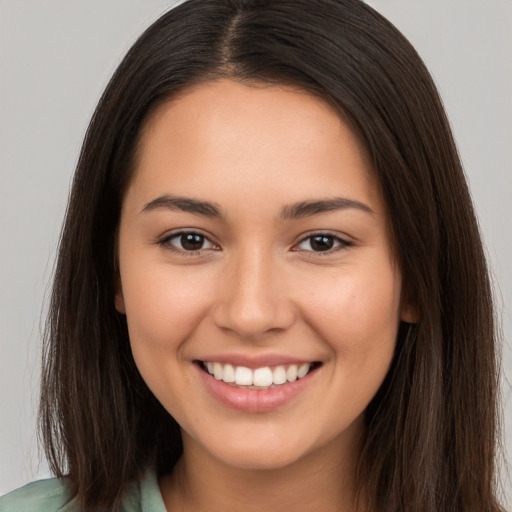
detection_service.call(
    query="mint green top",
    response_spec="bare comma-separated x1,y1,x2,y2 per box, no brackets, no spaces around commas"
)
0,471,167,512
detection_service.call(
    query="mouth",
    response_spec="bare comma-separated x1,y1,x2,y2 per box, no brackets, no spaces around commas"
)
197,360,322,390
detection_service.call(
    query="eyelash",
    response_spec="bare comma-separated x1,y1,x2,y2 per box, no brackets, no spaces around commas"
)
157,231,219,257
293,232,353,254
157,230,353,256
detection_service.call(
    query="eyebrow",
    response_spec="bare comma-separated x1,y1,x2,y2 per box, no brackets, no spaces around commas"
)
280,197,374,219
141,194,374,220
142,195,225,219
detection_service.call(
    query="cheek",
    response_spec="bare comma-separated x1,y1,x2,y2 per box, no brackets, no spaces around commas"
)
298,262,402,356
119,262,218,417
120,261,215,352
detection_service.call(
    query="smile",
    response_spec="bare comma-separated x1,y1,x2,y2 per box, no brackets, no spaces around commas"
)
201,361,316,389
196,359,321,413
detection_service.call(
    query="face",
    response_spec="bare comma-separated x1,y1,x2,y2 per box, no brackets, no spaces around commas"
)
116,79,412,471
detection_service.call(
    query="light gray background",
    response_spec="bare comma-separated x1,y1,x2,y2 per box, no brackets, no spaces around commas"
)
1,0,511,505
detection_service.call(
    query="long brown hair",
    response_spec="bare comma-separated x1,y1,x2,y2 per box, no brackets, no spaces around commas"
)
40,0,504,510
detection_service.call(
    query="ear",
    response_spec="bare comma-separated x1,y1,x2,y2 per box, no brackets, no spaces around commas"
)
114,276,126,314
400,300,419,324
113,234,126,314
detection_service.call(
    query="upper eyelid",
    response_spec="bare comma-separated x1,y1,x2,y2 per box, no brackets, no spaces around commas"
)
294,230,352,245
159,229,215,243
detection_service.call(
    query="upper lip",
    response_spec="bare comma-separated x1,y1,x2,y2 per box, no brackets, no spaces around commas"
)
195,354,319,369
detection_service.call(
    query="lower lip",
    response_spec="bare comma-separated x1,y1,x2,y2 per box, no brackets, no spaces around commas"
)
196,364,316,413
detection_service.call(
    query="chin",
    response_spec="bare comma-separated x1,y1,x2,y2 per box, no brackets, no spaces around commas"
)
196,429,318,472
217,447,305,471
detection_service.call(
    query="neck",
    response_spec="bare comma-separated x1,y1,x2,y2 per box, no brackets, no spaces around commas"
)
160,426,366,512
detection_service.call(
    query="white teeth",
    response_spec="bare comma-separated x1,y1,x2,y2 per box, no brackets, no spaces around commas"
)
297,363,310,379
273,366,287,385
203,361,314,387
286,365,298,382
223,363,235,383
253,367,273,387
234,366,253,386
213,362,223,380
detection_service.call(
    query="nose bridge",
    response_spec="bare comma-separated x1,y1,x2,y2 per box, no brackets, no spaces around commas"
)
213,242,294,338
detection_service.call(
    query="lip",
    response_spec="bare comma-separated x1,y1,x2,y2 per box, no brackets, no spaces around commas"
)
195,360,319,413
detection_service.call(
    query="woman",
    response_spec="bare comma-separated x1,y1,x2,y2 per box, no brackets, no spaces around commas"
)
0,0,504,511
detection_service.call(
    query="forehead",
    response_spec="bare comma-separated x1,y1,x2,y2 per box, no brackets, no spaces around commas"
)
127,79,384,217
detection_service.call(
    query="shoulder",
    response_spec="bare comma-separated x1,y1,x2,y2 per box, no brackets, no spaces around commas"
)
0,477,75,512
0,471,166,512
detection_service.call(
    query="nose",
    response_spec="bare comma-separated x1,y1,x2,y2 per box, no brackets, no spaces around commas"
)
212,247,296,340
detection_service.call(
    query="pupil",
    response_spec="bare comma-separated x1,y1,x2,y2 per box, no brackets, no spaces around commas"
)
311,235,333,251
182,234,204,250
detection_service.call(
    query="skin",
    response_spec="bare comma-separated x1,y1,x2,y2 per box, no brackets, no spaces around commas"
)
115,79,415,512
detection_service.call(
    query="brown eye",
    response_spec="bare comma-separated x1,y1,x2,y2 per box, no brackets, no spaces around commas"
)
296,234,351,253
180,233,206,251
162,232,216,253
310,235,335,251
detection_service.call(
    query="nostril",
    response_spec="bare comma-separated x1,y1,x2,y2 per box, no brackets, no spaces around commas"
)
212,301,296,339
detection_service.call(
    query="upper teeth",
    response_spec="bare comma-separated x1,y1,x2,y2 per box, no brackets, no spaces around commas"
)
204,362,312,387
